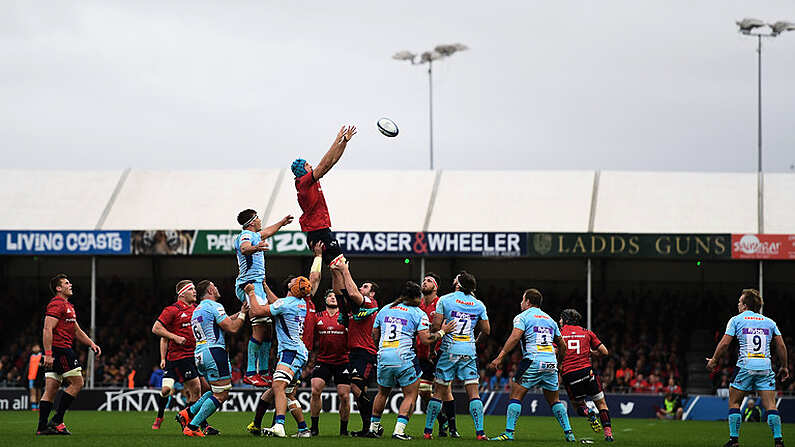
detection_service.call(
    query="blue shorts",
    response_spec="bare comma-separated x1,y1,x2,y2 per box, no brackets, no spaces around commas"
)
235,281,265,304
514,358,559,391
435,352,479,384
731,367,776,392
277,349,308,376
195,346,231,382
377,362,422,388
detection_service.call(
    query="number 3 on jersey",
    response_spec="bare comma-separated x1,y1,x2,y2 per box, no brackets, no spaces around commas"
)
536,328,554,353
382,321,402,348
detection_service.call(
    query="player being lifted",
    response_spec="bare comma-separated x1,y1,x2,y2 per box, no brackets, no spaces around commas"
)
36,274,101,436
368,281,456,440
423,271,490,440
707,289,789,447
559,308,613,442
416,273,449,436
330,260,380,436
234,209,293,387
488,289,575,442
177,280,248,437
291,125,357,267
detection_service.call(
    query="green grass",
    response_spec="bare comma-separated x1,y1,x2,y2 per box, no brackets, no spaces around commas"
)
1,410,790,446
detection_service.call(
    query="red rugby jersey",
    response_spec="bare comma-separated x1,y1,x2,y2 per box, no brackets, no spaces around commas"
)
45,297,77,349
416,295,440,360
157,301,196,361
312,310,349,365
560,324,602,375
348,296,378,354
295,172,331,232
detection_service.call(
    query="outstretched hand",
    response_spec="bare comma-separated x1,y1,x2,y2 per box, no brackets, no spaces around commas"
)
338,125,357,143
441,319,457,335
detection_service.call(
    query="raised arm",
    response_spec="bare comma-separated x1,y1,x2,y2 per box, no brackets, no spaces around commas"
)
262,280,279,304
332,260,364,306
489,328,524,370
313,126,357,181
706,334,734,371
260,214,294,239
218,302,249,333
309,242,324,296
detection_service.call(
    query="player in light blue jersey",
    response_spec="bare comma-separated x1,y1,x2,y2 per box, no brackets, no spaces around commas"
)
707,289,789,447
177,281,247,437
234,209,292,387
423,271,490,440
488,288,574,442
367,281,455,440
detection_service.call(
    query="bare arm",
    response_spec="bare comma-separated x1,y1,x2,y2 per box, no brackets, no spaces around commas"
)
334,262,364,306
261,280,279,304
475,319,491,344
431,313,443,332
313,126,357,180
554,335,567,364
152,320,186,345
259,215,294,239
419,319,458,345
218,304,249,333
489,328,524,370
42,316,57,368
773,335,790,380
240,239,269,256
309,243,324,296
372,326,381,347
247,290,272,317
706,334,734,371
75,322,101,356
592,344,609,358
159,338,168,369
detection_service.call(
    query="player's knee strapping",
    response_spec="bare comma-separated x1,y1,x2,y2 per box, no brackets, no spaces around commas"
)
273,369,293,384
211,383,232,394
161,378,175,391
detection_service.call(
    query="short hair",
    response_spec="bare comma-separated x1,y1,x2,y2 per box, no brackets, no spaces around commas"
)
400,281,421,299
456,271,477,294
237,209,257,227
523,288,543,306
323,289,335,300
364,281,379,297
560,308,582,326
195,280,212,298
176,279,193,295
741,289,763,313
424,272,441,285
49,273,68,296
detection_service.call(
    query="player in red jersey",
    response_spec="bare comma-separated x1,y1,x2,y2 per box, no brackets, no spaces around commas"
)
416,273,449,436
151,280,215,433
330,260,379,437
308,289,351,436
559,309,613,442
291,125,357,267
36,274,101,436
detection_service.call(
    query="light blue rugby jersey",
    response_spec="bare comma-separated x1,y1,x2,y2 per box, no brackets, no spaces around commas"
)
726,310,781,371
234,230,265,286
270,296,308,357
374,303,429,366
513,307,560,365
191,300,229,350
435,291,488,356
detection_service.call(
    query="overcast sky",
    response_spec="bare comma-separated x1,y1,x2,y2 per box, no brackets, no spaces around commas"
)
2,1,794,172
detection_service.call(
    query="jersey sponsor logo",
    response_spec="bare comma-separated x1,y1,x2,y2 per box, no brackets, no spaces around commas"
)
743,316,764,321
455,299,474,306
317,320,324,325
533,315,550,319
392,306,408,311
180,313,187,318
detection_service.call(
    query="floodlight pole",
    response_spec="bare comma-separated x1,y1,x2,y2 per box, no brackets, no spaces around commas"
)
89,256,96,389
428,61,434,170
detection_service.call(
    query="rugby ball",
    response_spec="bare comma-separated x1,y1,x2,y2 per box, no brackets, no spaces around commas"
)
377,117,399,137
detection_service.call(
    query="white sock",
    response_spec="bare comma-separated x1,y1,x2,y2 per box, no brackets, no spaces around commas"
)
370,421,381,432
394,421,406,435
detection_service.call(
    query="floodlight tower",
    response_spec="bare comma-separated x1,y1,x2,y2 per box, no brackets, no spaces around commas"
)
393,44,468,170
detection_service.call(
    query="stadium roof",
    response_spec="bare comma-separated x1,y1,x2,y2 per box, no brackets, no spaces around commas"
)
1,169,793,233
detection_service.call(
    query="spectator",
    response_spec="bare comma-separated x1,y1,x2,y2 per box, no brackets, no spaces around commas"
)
656,392,683,420
648,374,664,394
490,369,509,391
665,377,682,395
630,373,650,393
743,399,762,422
148,365,164,389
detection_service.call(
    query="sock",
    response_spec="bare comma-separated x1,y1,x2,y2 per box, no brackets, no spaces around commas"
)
37,400,53,431
469,398,485,436
728,408,741,440
166,395,173,410
438,407,448,429
32,402,39,410
258,341,272,375
357,394,372,430
189,392,212,417
156,394,168,418
297,420,307,431
551,401,572,434
444,400,457,432
424,398,442,434
599,409,612,428
767,410,782,440
369,415,381,432
395,415,409,435
340,419,348,433
254,398,271,427
506,399,522,433
188,396,220,430
274,414,286,426
50,391,75,425
311,416,319,430
247,338,261,376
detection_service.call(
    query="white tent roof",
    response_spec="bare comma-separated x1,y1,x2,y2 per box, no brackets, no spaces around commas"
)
2,169,790,233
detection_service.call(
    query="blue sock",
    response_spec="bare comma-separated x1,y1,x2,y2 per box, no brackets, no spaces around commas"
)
298,420,307,430
188,396,220,429
767,410,782,440
728,408,741,439
258,341,271,375
397,415,409,425
371,415,381,423
551,401,572,434
275,414,286,426
424,398,442,434
247,338,261,376
189,391,212,417
506,399,522,434
469,398,485,435
166,395,173,410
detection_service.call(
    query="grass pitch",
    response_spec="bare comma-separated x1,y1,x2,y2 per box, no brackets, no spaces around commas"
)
1,410,790,446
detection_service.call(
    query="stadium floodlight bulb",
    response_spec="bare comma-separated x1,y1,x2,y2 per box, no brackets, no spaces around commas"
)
420,50,443,63
393,50,417,62
769,21,795,36
736,17,766,34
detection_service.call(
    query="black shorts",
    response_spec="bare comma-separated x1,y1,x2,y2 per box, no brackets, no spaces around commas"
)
49,347,81,376
312,362,350,385
419,358,436,382
306,228,342,265
562,367,604,401
164,357,200,383
348,348,376,382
